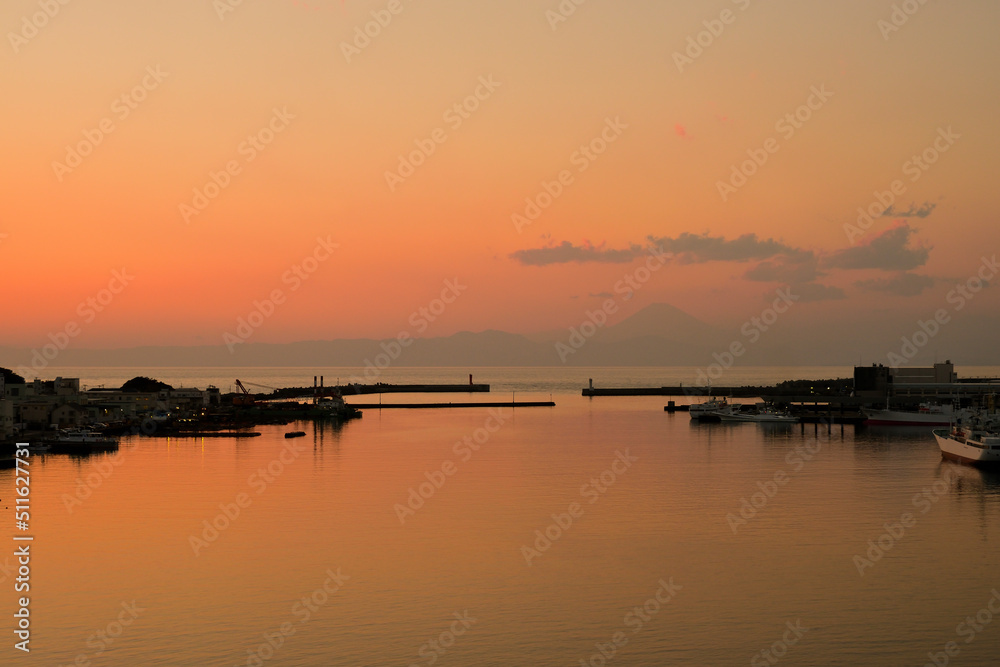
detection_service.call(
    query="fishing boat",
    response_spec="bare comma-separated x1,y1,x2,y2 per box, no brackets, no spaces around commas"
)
689,380,729,421
716,403,799,423
864,402,954,426
46,429,119,453
689,397,728,422
285,431,307,439
932,410,1000,466
311,394,362,420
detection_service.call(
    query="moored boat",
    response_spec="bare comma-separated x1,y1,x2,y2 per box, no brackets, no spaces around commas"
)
933,410,1000,466
716,403,799,423
311,394,362,420
689,397,728,422
46,429,120,453
864,402,954,426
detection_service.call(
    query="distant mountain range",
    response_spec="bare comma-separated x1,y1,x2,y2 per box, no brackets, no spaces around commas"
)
2,302,996,371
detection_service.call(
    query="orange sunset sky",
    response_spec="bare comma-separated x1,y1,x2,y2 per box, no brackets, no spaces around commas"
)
2,0,998,350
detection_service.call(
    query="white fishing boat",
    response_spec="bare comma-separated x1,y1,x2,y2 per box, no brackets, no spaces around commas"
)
54,429,118,444
864,402,954,426
933,410,1000,466
689,396,728,421
716,403,799,423
46,429,119,453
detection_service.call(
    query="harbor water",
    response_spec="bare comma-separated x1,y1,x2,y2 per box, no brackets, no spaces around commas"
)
5,366,1000,666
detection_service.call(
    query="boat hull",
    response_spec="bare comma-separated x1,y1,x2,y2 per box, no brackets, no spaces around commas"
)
863,408,953,426
715,407,799,423
933,430,1000,467
689,400,727,422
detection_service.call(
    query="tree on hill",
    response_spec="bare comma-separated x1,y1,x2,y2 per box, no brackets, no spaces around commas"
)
121,376,174,393
1,368,26,385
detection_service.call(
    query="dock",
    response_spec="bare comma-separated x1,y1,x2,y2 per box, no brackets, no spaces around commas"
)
268,383,490,399
663,396,866,424
347,401,554,409
585,386,804,397
343,383,491,395
164,431,262,438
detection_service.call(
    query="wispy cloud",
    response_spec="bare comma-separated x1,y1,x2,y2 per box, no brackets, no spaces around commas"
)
824,222,930,271
648,232,811,264
510,241,643,266
512,232,814,268
883,201,936,218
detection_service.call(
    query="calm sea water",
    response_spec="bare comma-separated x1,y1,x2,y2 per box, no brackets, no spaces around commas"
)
5,367,1000,666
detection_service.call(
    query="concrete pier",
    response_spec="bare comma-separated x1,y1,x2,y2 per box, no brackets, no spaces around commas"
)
346,401,554,409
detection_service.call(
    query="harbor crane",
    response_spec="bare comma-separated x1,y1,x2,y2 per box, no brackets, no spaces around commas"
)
239,380,279,394
233,379,255,406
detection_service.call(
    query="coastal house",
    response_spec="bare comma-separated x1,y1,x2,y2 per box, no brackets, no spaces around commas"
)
83,403,126,423
85,389,160,415
3,380,26,400
17,401,54,430
85,386,219,418
157,387,217,412
51,403,88,428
